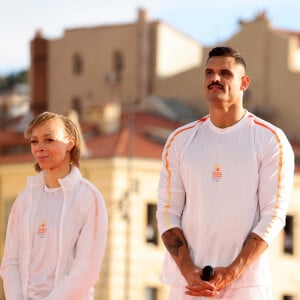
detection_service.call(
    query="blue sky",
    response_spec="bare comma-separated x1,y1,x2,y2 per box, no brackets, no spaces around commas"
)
1,0,300,75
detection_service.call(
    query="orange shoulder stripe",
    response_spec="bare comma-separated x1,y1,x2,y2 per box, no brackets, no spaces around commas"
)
163,117,208,228
251,116,283,239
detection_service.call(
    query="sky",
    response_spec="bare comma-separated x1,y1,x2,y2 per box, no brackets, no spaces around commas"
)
1,0,300,76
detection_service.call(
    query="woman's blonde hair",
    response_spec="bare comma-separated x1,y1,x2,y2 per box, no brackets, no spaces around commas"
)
24,111,81,172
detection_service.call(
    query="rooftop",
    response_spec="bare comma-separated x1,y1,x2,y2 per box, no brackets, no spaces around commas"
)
0,110,183,165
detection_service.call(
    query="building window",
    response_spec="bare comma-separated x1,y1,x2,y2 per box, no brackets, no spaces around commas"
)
145,287,158,300
295,48,300,70
283,295,294,300
73,53,83,75
284,215,294,255
71,97,83,120
105,50,124,83
113,50,124,74
146,203,158,245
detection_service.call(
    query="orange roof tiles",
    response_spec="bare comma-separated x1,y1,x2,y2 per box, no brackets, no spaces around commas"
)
0,111,299,175
85,111,182,159
0,111,183,164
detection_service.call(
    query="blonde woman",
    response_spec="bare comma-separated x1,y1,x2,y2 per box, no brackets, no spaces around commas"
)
0,111,108,300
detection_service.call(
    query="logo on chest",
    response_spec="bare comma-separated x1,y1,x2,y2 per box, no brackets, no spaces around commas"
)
211,164,223,181
37,221,47,237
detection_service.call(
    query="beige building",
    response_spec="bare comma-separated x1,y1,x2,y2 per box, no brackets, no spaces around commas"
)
270,173,300,300
30,10,300,141
200,12,300,140
30,8,202,120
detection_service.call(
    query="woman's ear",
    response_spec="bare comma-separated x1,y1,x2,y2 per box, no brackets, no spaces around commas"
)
67,137,75,151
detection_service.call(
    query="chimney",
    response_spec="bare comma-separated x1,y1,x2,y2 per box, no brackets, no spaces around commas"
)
136,8,150,103
30,30,48,115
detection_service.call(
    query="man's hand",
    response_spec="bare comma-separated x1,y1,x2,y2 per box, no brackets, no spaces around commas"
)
185,266,235,296
212,232,268,291
162,228,218,297
184,267,218,297
208,266,237,291
187,232,268,294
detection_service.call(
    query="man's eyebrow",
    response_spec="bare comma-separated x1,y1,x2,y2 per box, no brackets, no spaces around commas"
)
205,68,231,72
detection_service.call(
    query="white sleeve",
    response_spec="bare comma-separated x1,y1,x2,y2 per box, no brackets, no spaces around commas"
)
0,195,25,300
252,129,295,245
157,130,186,235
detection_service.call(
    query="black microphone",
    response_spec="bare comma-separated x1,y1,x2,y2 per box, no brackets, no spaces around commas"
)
201,265,214,281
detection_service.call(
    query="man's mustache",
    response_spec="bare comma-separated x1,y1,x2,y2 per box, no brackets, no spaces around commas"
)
208,82,223,89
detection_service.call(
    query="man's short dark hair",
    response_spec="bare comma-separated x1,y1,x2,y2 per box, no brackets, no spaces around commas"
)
207,46,247,70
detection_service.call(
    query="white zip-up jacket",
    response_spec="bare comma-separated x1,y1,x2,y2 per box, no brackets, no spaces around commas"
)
0,166,108,300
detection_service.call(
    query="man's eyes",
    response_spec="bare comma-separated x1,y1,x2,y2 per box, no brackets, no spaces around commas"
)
221,70,231,76
205,70,213,75
205,70,231,76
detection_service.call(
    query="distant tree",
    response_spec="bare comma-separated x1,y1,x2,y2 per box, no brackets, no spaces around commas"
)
0,70,28,91
17,70,28,83
0,77,6,90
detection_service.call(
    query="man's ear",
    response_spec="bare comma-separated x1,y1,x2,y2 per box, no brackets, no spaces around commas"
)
241,75,251,91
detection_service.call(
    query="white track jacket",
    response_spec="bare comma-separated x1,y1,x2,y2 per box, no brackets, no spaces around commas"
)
157,112,294,289
0,166,108,300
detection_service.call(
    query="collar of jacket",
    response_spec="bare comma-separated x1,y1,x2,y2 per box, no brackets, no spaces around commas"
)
26,165,82,190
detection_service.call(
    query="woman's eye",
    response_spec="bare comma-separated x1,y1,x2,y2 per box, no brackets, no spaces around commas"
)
30,139,55,144
45,138,55,143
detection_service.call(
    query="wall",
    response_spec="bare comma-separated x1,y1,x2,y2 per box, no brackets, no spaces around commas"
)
48,24,138,116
